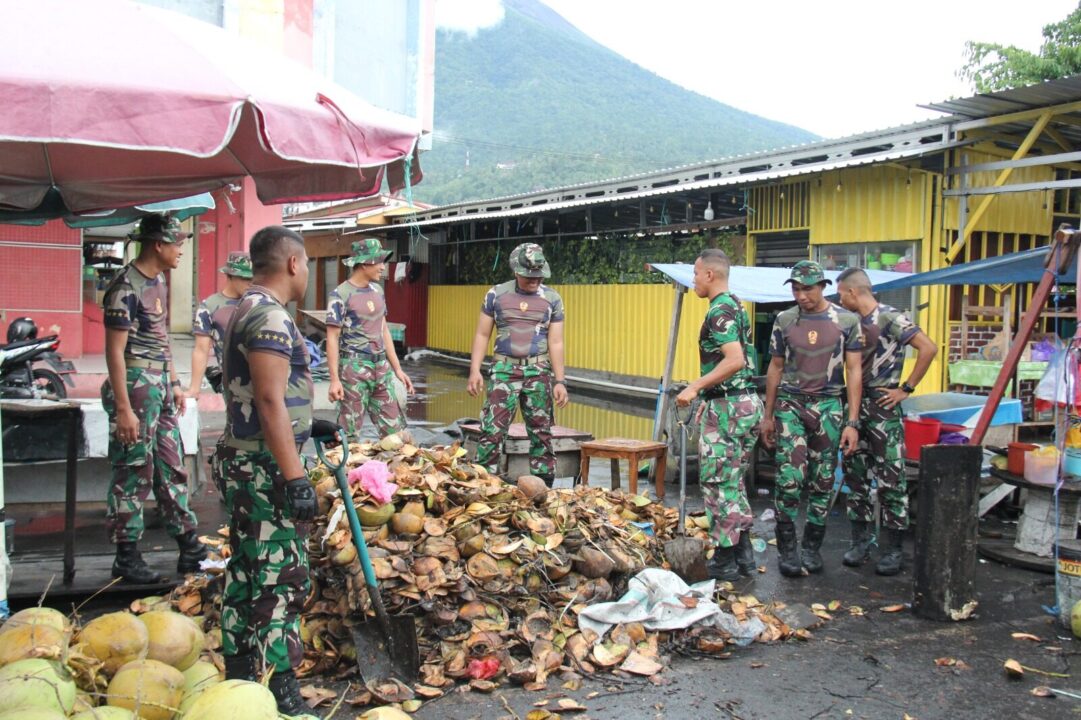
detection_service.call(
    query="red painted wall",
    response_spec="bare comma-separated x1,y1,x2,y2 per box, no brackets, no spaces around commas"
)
384,262,428,348
0,220,84,356
197,177,283,300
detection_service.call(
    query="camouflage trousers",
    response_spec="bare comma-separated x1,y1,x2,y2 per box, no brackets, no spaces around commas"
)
102,367,197,543
699,392,763,548
338,356,406,441
773,394,844,527
842,395,908,529
475,360,555,477
218,443,310,672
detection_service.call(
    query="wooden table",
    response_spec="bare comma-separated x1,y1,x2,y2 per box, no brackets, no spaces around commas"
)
1,399,82,584
579,438,668,498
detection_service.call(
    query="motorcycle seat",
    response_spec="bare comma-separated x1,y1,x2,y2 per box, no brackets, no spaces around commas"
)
0,334,58,352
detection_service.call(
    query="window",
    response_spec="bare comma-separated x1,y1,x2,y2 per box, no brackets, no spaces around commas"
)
815,241,920,319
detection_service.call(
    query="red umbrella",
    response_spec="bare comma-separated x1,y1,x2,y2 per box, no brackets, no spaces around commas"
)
0,0,423,214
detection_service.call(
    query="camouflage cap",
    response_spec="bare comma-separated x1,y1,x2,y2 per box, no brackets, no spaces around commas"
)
132,213,189,244
220,251,252,279
509,243,550,279
344,237,392,267
784,260,831,287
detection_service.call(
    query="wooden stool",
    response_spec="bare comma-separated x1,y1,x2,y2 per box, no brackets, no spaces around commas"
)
579,438,668,498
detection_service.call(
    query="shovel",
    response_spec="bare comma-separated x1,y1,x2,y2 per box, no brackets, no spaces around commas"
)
313,429,419,685
663,403,708,583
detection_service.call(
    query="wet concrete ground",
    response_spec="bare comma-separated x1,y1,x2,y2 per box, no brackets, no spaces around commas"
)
6,357,1080,718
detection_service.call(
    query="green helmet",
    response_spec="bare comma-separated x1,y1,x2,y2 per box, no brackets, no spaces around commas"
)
784,260,830,287
344,237,392,266
509,243,550,279
220,251,253,279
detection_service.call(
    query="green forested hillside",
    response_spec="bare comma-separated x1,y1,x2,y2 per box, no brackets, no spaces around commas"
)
417,0,817,206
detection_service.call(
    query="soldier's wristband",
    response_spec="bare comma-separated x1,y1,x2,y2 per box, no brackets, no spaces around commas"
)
170,379,182,389
844,420,859,429
553,380,566,387
900,382,915,394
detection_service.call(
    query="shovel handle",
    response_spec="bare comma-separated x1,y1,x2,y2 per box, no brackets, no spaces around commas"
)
317,431,381,591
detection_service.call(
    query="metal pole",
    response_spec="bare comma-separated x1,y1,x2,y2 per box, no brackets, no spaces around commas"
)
0,352,8,618
652,280,687,445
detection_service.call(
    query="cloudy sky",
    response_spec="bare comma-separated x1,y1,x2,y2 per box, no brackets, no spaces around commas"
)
435,0,1079,138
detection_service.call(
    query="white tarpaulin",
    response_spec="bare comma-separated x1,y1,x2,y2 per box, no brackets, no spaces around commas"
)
650,263,910,303
578,568,765,646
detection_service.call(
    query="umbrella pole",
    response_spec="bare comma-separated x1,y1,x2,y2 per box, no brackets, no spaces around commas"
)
652,281,688,452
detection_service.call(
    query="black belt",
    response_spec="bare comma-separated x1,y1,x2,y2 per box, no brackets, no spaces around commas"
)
701,387,755,400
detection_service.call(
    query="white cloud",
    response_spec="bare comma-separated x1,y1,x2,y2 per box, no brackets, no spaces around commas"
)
436,0,505,36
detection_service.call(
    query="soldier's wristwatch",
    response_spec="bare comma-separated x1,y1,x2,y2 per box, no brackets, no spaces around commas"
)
844,420,859,429
900,382,916,394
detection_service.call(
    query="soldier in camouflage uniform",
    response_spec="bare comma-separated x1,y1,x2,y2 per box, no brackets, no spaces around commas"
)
219,225,327,715
326,237,413,441
186,252,252,500
836,267,937,576
468,243,569,486
760,261,863,577
102,213,206,585
676,249,763,582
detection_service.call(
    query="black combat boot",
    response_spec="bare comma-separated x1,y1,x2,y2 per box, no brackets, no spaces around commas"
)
734,531,756,576
268,668,308,716
875,528,905,576
708,545,741,583
842,520,875,567
111,542,162,584
801,523,826,574
176,530,209,574
223,652,258,682
536,473,555,488
774,521,802,577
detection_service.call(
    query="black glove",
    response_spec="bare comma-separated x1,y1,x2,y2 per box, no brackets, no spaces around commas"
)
205,366,224,394
311,419,343,446
284,477,316,522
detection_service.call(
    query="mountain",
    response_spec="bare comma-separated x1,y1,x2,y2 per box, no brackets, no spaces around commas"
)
416,0,818,206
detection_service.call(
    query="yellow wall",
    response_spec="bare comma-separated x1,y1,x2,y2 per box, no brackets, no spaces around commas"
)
943,148,1055,234
428,283,712,384
811,166,927,243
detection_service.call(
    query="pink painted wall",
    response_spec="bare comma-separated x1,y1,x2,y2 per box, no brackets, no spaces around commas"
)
197,177,283,300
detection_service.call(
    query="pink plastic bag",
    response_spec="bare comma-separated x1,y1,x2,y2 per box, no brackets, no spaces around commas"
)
347,460,398,504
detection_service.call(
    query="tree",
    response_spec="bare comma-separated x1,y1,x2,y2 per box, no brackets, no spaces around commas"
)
959,2,1081,93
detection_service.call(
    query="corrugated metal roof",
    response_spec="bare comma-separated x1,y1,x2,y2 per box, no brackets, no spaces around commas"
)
920,74,1081,118
400,140,957,228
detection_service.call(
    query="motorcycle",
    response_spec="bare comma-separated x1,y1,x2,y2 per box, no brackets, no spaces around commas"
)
0,317,76,399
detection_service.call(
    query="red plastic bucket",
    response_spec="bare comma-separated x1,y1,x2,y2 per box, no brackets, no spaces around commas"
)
1007,442,1039,476
903,417,941,461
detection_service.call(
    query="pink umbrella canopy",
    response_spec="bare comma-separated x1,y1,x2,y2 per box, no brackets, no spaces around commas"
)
0,0,423,214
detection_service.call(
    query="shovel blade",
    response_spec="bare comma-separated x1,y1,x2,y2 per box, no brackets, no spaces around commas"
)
664,536,709,584
350,614,420,685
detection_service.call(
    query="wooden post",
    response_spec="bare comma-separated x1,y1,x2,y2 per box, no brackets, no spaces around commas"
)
913,444,981,621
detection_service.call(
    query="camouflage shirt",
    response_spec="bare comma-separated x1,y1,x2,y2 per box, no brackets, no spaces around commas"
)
858,303,920,389
325,280,386,356
102,263,171,363
193,292,241,361
698,292,755,394
481,280,565,357
223,286,314,446
769,303,863,397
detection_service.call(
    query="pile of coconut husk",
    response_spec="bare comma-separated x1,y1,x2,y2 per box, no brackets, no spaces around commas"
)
298,434,677,690
154,434,823,710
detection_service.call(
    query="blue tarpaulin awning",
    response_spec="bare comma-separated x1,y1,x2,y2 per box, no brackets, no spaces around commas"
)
649,263,910,303
873,246,1073,292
